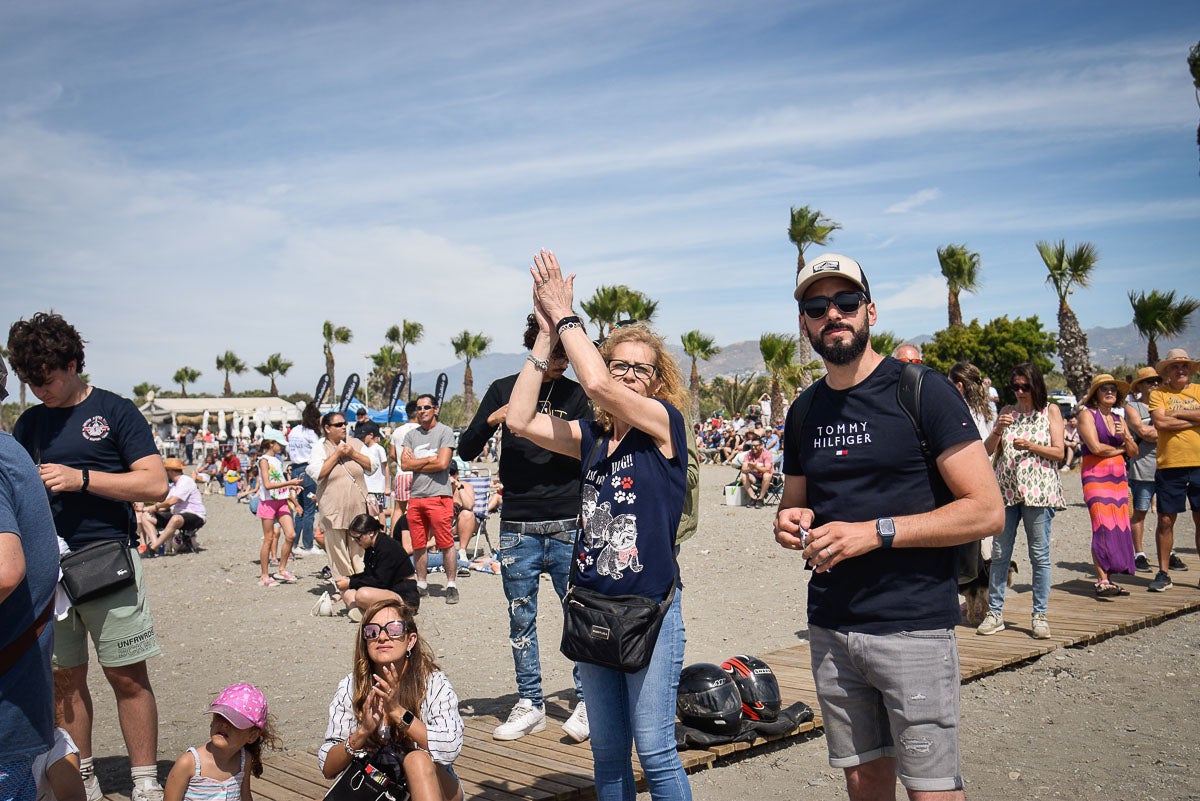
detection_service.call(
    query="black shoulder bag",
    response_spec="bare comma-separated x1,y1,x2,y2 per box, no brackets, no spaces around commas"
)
324,743,410,801
559,435,678,674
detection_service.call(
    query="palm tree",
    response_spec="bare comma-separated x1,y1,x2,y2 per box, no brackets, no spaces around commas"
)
788,205,841,385
759,333,797,427
385,320,423,400
936,244,982,328
214,350,247,397
255,353,293,396
1129,290,1200,365
451,330,492,416
870,330,903,356
581,285,625,337
1038,239,1097,399
132,382,161,402
173,367,200,398
681,330,721,422
708,373,768,419
618,288,658,324
368,345,403,408
322,321,353,390
0,345,27,411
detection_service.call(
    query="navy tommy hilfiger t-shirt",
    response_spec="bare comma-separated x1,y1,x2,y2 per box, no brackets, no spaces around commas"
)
13,387,158,549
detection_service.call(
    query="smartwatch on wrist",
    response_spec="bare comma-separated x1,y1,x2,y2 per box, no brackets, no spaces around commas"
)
398,709,415,729
876,517,895,549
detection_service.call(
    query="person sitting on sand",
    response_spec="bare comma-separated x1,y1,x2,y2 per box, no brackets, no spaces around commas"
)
333,514,421,620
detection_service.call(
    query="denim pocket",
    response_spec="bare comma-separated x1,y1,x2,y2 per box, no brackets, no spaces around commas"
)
497,531,522,551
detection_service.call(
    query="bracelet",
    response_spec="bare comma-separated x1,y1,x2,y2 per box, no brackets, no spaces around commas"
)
343,740,368,759
555,315,583,336
80,468,90,494
527,354,549,371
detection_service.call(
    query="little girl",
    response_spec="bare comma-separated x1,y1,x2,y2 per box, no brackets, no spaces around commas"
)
256,430,304,586
163,683,279,801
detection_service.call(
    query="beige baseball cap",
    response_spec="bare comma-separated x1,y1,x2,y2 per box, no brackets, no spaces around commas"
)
794,253,872,301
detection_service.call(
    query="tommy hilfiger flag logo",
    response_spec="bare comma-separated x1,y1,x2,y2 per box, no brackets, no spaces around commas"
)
835,449,849,456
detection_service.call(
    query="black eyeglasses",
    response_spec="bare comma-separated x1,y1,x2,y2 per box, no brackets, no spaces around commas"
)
327,421,347,428
362,621,406,641
1009,383,1030,393
800,290,867,319
607,360,658,381
415,404,435,411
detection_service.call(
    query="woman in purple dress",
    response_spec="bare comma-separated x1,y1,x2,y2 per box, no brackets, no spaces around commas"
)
1077,374,1139,596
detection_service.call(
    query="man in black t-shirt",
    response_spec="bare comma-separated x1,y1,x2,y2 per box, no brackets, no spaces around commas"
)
774,256,1002,800
458,314,593,743
8,313,169,801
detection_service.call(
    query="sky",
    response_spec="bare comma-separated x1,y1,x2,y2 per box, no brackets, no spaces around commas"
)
2,0,1198,398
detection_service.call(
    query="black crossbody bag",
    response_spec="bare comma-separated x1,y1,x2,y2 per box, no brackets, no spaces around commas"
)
559,437,678,674
59,540,136,604
324,743,410,801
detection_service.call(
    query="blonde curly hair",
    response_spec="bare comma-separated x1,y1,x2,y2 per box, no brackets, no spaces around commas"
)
593,322,689,433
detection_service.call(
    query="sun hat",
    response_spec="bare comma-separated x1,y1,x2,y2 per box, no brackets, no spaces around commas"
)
1131,366,1162,389
206,683,267,730
261,428,286,446
793,253,872,301
1081,374,1131,408
1155,348,1199,378
163,457,185,471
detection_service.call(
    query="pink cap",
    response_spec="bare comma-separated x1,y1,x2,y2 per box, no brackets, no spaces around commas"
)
206,683,267,730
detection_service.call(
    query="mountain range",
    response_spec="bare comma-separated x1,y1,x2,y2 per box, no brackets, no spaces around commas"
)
412,323,1200,395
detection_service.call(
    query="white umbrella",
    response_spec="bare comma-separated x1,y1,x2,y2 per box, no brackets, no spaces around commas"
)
218,410,227,441
170,413,178,440
201,410,210,433
254,409,267,435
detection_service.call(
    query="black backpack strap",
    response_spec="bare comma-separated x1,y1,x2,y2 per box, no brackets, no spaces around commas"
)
896,361,932,466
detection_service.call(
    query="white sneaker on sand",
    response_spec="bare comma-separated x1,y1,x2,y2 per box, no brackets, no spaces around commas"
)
562,701,590,742
132,783,165,801
83,774,103,801
492,698,546,740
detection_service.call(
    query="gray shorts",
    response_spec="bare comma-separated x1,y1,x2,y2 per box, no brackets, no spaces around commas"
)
809,624,962,792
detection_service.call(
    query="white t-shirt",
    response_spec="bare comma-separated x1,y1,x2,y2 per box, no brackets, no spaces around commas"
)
258,454,291,501
393,422,419,477
363,443,388,494
287,425,319,464
168,474,206,520
33,727,79,801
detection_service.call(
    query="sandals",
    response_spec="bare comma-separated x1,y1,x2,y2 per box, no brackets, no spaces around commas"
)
272,571,297,583
258,577,279,587
1094,580,1129,597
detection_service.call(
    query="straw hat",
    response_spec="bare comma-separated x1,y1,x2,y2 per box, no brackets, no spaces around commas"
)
1080,374,1131,408
1155,348,1199,378
1130,366,1162,389
163,457,185,472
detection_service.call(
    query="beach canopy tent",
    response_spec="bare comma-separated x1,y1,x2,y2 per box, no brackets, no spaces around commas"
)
342,398,408,425
139,395,303,435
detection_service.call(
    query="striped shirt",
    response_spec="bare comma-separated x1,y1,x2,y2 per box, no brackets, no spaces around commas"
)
318,671,462,769
182,746,244,801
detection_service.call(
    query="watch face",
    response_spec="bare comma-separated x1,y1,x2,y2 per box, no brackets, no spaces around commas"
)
879,518,895,536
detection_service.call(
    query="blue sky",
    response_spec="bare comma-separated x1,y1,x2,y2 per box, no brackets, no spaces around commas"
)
2,1,1198,397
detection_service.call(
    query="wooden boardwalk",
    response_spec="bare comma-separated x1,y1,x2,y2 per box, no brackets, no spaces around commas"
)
104,577,1200,801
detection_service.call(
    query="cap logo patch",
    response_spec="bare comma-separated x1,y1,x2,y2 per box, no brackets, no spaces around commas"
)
810,259,841,274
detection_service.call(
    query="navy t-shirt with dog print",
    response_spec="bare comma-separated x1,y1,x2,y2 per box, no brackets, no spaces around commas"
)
576,399,687,600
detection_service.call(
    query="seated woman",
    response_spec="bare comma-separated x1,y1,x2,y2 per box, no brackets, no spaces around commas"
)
318,599,463,801
335,515,421,619
1061,410,1081,471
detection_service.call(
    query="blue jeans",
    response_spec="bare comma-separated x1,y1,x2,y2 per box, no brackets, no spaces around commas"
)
290,463,317,549
579,591,691,801
989,505,1054,616
497,526,583,706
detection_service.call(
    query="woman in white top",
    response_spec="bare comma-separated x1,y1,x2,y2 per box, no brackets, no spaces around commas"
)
319,599,462,801
287,404,322,553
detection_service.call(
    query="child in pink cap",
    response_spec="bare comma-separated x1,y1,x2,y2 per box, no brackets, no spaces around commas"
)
163,684,279,801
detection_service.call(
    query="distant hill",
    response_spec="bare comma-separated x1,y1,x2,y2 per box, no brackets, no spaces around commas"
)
418,324,1199,392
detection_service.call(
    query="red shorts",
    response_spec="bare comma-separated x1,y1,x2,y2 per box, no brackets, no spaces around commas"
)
408,496,454,551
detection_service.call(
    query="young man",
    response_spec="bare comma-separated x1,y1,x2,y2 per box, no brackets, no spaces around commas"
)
7,313,170,801
457,315,592,741
400,394,458,603
1147,349,1200,592
773,255,1002,800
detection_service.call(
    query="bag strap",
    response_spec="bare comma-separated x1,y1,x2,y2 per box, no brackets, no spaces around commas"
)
0,597,54,676
336,445,372,503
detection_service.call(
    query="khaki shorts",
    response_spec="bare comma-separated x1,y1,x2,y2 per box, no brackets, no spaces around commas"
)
54,548,161,669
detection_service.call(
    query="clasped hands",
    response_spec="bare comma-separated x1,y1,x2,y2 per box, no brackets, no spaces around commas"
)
529,249,575,335
357,663,414,735
774,507,879,574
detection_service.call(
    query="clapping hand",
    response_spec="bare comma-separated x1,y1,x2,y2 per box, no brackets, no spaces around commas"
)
530,249,575,325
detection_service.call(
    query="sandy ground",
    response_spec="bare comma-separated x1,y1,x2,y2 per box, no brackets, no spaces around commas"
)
83,463,1200,800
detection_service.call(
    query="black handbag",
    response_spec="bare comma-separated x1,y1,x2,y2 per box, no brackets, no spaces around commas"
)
559,437,677,674
324,744,410,801
59,540,136,604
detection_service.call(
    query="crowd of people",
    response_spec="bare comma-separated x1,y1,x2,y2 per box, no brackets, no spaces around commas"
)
3,252,1198,801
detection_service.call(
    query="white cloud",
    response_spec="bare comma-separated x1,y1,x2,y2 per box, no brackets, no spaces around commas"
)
885,189,942,215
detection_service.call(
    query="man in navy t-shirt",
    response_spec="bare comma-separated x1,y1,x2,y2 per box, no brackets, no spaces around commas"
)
0,356,60,801
774,255,1002,800
7,313,169,801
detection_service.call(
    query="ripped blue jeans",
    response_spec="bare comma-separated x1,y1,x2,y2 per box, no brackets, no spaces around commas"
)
497,524,584,707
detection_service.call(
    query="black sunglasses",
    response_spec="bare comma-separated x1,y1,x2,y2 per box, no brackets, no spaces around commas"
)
1008,383,1030,393
327,421,347,428
800,291,867,319
362,621,406,641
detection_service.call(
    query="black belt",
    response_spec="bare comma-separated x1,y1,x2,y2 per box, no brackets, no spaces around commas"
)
500,517,580,535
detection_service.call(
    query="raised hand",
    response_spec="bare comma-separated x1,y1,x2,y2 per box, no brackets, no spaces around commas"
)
530,249,576,323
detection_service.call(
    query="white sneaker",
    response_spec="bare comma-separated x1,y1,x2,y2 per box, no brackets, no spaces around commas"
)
82,774,103,801
492,698,546,740
976,611,1005,636
562,701,589,742
132,783,165,801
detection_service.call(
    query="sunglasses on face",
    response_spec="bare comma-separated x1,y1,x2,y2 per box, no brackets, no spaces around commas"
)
362,621,406,641
1009,383,1030,392
607,360,658,381
327,421,347,428
800,290,867,320
348,530,372,540
415,405,435,411
1098,385,1118,393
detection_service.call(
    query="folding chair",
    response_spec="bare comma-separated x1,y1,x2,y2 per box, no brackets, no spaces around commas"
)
463,470,495,559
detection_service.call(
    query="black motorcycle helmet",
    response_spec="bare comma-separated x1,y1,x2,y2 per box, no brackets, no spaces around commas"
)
721,654,782,722
677,662,743,734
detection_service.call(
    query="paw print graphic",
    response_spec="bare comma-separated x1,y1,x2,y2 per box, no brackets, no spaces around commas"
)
613,490,637,504
620,477,634,489
611,475,622,488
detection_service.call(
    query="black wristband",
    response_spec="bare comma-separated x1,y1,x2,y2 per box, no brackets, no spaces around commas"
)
80,468,90,494
556,315,583,336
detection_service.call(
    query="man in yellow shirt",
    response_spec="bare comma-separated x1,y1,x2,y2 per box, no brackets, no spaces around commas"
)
1147,349,1200,591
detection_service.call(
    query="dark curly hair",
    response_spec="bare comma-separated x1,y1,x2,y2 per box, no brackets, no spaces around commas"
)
523,312,568,358
7,312,86,385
